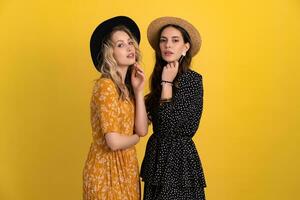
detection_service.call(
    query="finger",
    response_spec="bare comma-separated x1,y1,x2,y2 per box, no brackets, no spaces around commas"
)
135,63,145,73
131,66,137,78
135,65,144,73
136,71,145,79
135,63,141,69
172,62,178,68
133,63,139,71
136,69,144,75
170,62,175,68
174,61,179,69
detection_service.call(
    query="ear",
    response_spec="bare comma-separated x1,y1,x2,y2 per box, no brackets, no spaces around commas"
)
182,43,190,56
184,42,191,53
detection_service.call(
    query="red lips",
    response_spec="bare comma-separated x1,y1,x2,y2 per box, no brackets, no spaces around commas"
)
163,51,173,56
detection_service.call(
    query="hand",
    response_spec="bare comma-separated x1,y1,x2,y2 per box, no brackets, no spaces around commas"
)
131,63,145,95
134,134,140,142
161,61,179,82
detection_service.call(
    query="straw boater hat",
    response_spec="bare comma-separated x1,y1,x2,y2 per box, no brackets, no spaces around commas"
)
147,16,201,57
90,16,140,71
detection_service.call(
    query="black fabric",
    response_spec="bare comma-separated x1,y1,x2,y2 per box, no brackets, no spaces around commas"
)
141,70,206,199
144,182,205,200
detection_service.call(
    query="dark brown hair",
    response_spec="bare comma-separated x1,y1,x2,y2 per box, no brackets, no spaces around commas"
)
145,24,193,115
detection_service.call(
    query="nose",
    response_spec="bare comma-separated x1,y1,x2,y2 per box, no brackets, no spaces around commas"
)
165,40,171,49
127,44,133,52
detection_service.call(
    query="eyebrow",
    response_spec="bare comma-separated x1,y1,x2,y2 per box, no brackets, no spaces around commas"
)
160,36,180,39
115,38,132,43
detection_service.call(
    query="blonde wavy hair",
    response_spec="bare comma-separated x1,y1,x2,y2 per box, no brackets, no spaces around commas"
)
97,25,141,100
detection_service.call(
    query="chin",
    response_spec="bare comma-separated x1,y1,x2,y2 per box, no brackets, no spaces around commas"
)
163,57,177,63
120,59,135,66
128,60,136,65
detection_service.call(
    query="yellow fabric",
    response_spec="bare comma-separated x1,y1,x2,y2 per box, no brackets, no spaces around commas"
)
83,78,140,200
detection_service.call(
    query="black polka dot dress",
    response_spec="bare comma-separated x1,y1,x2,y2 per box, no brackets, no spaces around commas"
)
141,70,207,200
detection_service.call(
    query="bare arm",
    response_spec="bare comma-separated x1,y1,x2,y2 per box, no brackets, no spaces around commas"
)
105,132,140,151
131,63,148,137
134,92,148,136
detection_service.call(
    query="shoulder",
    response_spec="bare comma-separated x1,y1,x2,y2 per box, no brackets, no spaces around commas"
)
178,70,202,85
94,78,118,96
97,77,114,87
97,78,115,90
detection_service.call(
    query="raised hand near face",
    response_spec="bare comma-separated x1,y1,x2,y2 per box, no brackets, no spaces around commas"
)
131,63,146,95
161,61,179,82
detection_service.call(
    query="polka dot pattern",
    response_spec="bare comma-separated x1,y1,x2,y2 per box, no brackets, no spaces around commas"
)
141,70,206,199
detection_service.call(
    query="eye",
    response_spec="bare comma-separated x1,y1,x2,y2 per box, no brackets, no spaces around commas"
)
117,43,124,48
159,38,166,43
128,41,134,45
173,39,179,42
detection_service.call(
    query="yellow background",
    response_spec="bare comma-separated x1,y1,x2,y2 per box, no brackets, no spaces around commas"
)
1,0,300,199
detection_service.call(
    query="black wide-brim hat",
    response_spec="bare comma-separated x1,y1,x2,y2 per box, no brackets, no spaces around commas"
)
90,16,140,71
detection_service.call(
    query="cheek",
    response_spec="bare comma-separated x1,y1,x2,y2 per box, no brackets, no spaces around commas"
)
177,45,186,54
113,49,124,60
159,43,164,51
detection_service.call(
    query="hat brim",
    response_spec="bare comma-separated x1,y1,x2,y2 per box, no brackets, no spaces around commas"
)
90,16,140,70
147,17,201,57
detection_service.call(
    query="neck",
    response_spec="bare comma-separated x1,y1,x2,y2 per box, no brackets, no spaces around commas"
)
116,65,129,84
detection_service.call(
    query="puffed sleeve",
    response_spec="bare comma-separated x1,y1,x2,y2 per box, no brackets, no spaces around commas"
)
158,71,203,137
94,78,121,135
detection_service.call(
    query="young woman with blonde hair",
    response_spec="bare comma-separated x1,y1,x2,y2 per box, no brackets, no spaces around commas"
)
83,16,148,200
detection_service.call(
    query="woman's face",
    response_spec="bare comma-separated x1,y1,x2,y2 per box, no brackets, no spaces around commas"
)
159,26,190,63
111,30,136,67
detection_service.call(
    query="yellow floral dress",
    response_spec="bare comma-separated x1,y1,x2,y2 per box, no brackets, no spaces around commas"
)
83,78,140,200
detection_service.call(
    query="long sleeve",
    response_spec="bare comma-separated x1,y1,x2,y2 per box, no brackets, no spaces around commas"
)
141,70,206,188
158,70,203,138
